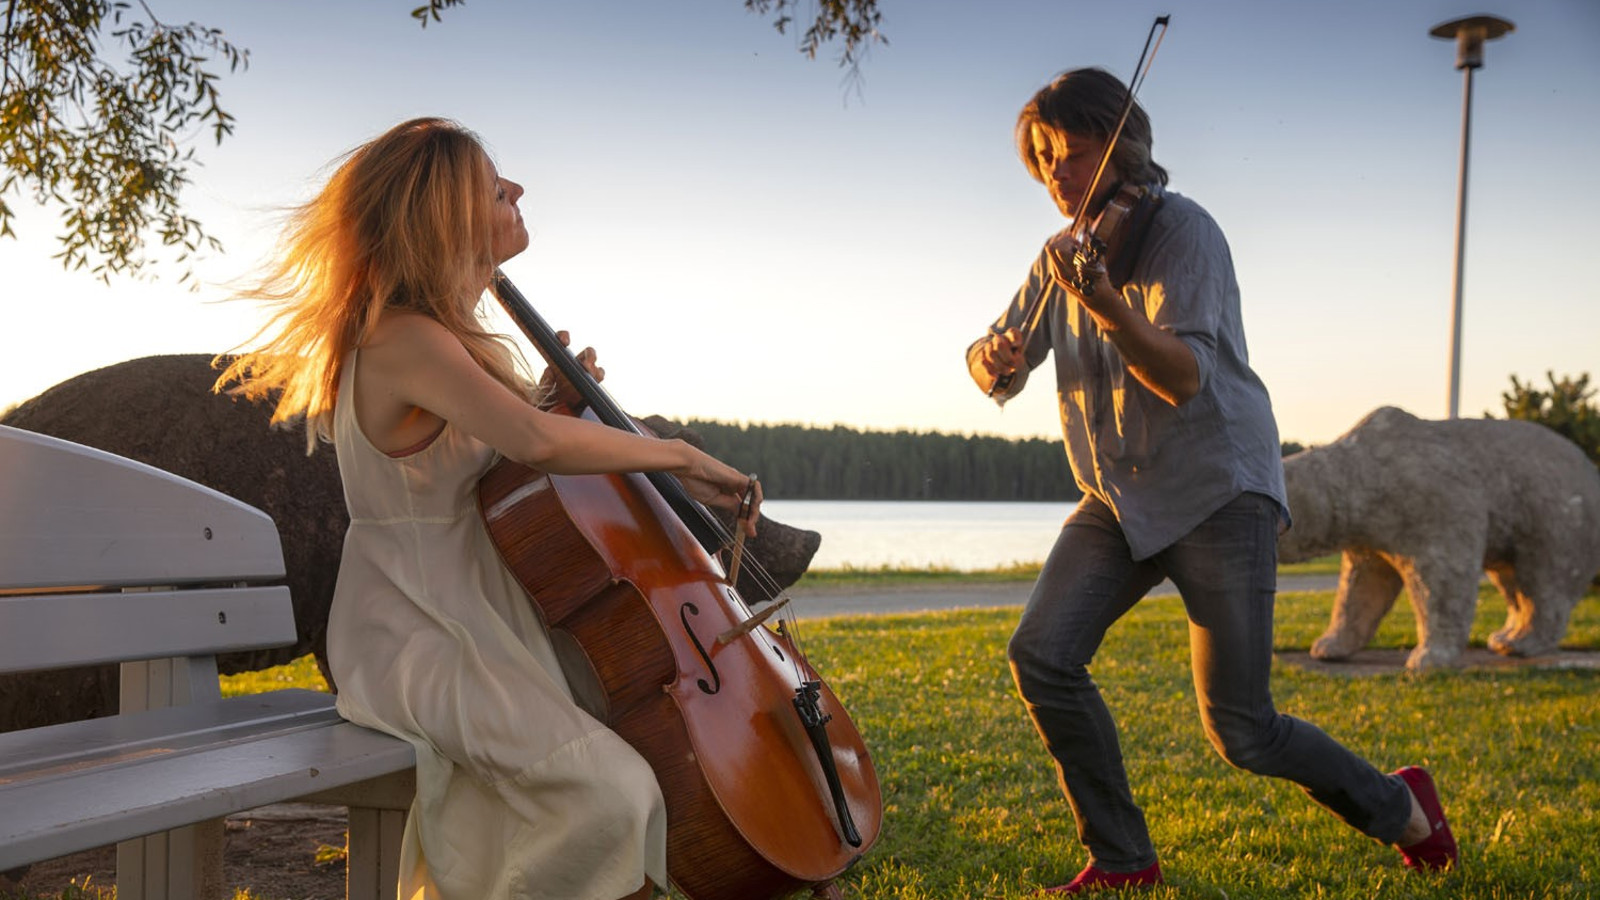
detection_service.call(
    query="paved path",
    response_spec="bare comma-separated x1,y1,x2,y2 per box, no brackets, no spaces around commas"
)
786,572,1340,619
782,574,1600,674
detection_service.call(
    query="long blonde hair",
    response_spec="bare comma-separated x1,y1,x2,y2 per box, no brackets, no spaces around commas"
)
215,117,530,450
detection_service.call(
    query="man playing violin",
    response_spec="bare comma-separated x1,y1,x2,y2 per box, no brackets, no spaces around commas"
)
966,67,1457,894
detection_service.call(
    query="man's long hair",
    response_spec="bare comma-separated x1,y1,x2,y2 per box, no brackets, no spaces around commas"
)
1016,67,1169,188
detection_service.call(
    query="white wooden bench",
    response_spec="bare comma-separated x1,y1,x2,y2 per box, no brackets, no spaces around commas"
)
0,424,415,900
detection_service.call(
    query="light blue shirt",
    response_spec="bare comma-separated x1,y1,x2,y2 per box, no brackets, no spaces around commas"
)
971,190,1288,560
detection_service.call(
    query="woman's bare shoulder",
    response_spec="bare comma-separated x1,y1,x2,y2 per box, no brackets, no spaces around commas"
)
363,310,470,363
369,309,449,342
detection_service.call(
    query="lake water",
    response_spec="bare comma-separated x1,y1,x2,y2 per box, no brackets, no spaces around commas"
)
760,499,1079,571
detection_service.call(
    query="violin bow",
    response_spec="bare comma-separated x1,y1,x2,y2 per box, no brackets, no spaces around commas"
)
1071,15,1170,250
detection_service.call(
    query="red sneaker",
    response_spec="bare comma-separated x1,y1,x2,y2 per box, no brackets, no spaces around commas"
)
1039,861,1163,894
1394,766,1458,871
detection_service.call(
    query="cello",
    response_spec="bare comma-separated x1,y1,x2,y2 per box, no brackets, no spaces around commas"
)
477,271,882,900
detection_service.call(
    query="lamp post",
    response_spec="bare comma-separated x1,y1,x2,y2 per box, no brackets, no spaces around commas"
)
1430,14,1514,419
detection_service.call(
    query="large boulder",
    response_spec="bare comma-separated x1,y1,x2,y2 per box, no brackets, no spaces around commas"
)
1,354,819,731
1279,405,1600,670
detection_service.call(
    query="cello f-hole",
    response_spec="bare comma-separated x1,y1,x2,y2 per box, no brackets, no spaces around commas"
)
680,602,722,695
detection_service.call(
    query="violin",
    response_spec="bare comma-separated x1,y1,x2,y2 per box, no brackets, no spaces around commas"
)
987,15,1170,397
1066,179,1165,294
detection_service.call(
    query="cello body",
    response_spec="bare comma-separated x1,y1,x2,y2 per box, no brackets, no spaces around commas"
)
479,429,881,900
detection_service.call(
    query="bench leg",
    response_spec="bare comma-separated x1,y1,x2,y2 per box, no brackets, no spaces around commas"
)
346,807,405,900
116,820,224,900
116,656,227,900
300,769,414,900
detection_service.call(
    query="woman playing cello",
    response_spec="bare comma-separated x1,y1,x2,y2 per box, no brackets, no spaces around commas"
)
218,117,760,900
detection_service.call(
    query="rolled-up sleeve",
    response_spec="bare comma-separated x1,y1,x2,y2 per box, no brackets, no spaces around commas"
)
1136,210,1234,394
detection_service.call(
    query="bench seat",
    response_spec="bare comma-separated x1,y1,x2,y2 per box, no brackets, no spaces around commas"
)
0,689,415,872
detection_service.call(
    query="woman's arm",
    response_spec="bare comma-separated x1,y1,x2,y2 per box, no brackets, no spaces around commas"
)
359,313,760,527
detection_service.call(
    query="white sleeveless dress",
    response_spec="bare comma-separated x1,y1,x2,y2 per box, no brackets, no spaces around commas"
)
326,351,668,900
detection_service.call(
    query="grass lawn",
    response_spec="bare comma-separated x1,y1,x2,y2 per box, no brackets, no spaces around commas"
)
18,572,1597,899
793,584,1599,899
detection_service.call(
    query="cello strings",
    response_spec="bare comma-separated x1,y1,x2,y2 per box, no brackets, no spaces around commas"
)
723,534,812,685
488,273,817,683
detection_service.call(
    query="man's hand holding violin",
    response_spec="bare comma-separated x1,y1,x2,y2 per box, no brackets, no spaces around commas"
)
1045,230,1121,328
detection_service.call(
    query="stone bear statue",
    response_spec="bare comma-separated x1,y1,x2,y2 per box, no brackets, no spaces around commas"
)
1278,405,1600,670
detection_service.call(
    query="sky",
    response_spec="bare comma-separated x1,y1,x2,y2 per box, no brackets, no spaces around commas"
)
2,0,1597,447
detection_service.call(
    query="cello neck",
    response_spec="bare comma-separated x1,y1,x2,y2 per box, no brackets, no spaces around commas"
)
488,270,734,555
490,270,641,436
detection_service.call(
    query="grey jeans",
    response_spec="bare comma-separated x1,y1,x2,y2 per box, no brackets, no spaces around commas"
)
1007,492,1413,871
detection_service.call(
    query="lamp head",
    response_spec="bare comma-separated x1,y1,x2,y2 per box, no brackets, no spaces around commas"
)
1429,14,1515,70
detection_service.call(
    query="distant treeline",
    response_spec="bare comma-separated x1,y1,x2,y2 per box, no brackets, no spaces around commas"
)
676,420,1310,502
678,420,1079,502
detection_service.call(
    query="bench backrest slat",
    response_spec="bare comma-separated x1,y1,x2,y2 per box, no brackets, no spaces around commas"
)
0,586,296,675
0,425,286,590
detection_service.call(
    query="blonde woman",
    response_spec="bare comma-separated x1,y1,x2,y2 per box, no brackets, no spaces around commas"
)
218,117,759,900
